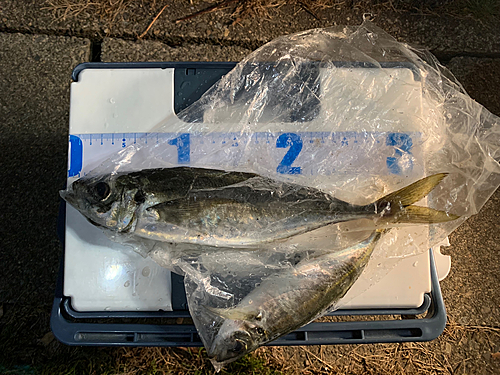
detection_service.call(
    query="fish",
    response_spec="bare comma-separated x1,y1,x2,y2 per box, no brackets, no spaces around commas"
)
205,229,383,364
61,167,459,248
62,167,256,233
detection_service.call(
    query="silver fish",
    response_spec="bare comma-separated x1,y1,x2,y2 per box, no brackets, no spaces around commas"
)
206,230,383,364
62,167,458,247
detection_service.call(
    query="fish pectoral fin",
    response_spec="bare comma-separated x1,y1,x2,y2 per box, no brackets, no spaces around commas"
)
202,305,258,321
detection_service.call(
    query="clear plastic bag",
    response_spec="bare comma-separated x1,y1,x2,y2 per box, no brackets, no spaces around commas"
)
61,20,500,368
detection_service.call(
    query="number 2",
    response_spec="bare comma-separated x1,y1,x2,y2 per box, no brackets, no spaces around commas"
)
276,133,302,174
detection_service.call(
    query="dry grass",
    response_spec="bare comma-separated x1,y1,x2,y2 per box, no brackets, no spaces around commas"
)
44,0,133,23
43,0,499,38
252,319,500,375
43,0,344,27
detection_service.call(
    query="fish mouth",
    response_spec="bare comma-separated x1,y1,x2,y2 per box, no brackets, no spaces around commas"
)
207,343,227,363
60,189,76,206
59,188,91,218
206,343,217,360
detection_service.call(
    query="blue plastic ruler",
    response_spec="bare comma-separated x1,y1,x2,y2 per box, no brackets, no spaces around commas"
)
69,131,419,178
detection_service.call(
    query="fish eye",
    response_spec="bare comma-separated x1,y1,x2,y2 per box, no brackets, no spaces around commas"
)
232,339,246,353
134,189,146,204
93,182,111,201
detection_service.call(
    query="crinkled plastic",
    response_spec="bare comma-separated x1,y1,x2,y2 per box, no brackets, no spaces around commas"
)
62,20,500,368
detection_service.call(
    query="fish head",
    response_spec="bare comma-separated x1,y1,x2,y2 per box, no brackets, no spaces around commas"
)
208,318,268,363
61,173,142,232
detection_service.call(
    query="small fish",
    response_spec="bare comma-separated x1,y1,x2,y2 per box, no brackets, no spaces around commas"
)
62,167,459,247
206,230,383,364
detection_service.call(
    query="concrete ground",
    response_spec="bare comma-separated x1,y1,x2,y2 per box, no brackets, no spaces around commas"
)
1,1,500,374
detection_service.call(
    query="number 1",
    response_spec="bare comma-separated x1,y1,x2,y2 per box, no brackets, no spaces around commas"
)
168,133,190,163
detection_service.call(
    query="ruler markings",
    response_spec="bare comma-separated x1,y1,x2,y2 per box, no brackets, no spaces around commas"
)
67,131,418,178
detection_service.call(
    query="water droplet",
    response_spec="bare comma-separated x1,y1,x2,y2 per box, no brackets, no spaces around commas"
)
109,98,115,104
113,113,118,118
104,122,109,129
124,280,130,287
413,261,419,267
136,307,141,311
142,266,151,277
104,306,111,311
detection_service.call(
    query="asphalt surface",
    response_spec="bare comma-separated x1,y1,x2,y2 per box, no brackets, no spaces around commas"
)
0,33,90,303
0,32,90,365
0,1,499,373
101,38,250,62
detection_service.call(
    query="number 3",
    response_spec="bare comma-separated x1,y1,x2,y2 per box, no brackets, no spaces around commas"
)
386,133,413,175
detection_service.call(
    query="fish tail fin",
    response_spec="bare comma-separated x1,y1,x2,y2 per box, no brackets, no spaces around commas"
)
392,205,461,223
378,173,448,207
374,173,460,224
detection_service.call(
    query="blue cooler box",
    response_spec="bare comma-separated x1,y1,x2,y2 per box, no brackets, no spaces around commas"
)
51,62,450,347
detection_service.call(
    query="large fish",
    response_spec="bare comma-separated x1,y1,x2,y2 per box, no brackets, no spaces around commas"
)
62,167,459,247
206,229,383,364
